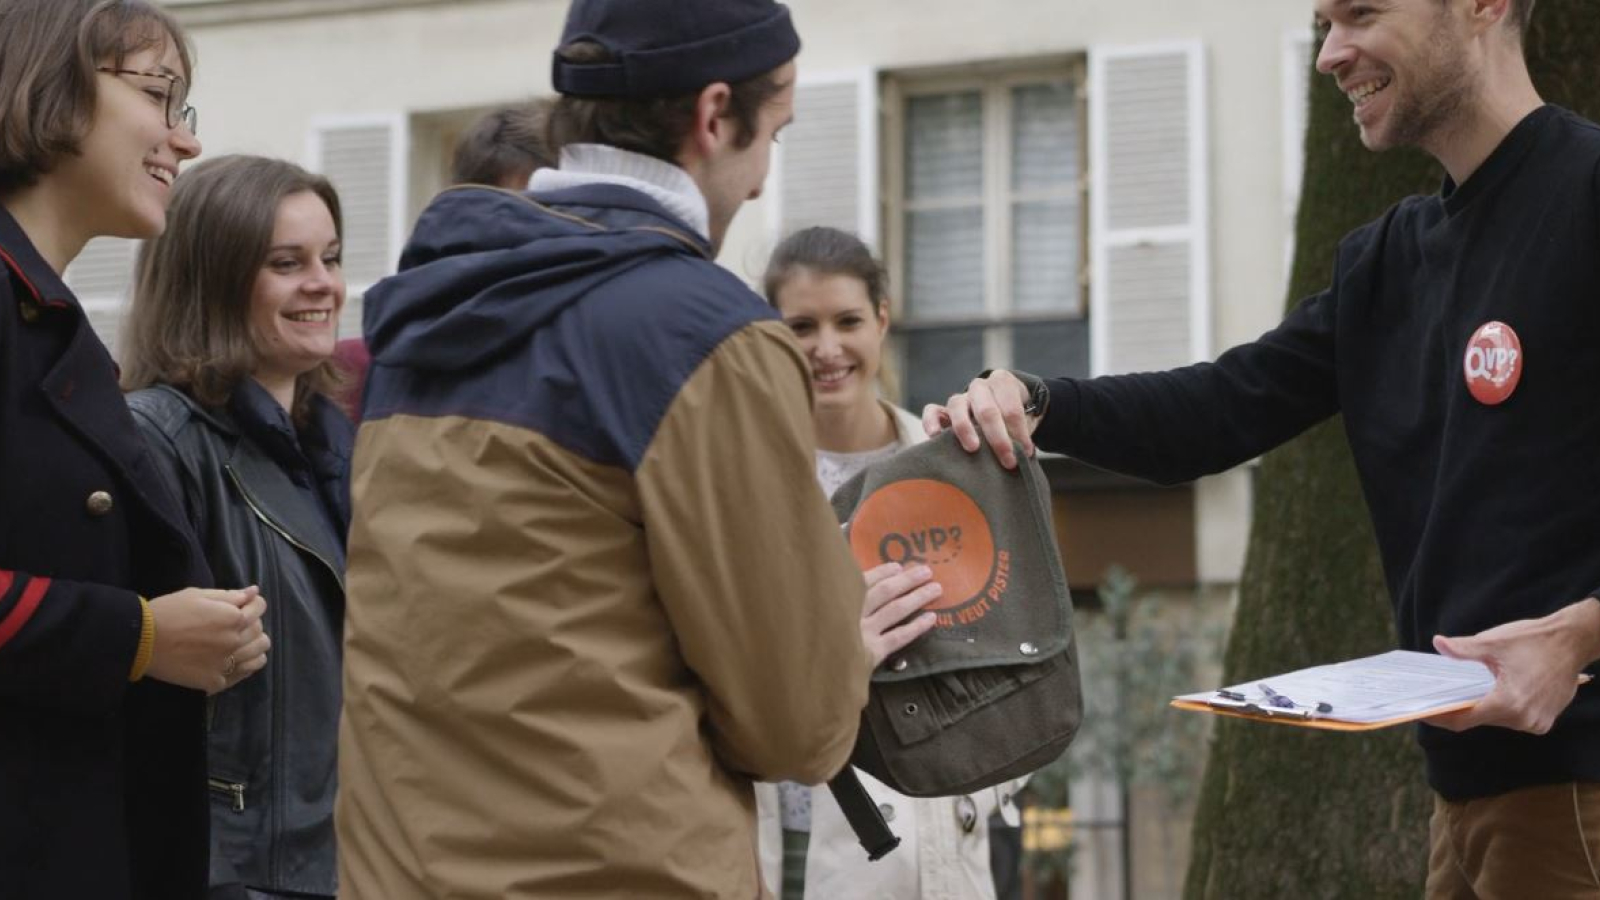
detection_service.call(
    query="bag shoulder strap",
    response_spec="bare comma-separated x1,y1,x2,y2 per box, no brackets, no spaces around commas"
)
827,768,901,862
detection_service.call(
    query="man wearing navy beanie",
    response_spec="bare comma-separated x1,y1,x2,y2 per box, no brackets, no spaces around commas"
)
543,0,803,253
338,1,893,897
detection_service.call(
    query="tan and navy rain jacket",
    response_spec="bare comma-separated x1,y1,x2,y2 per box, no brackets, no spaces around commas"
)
337,184,872,899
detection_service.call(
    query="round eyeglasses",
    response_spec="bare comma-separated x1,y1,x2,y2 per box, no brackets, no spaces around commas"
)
96,67,198,136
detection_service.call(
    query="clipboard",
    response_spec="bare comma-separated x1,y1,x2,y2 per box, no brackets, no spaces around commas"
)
1171,649,1593,732
1168,695,1481,732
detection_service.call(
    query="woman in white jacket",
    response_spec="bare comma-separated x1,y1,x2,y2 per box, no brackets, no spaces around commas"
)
757,227,1023,900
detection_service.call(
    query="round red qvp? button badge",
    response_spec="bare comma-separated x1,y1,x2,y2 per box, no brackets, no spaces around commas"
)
1462,320,1522,406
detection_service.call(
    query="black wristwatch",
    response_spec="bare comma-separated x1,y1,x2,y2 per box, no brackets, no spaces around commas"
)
978,369,1050,418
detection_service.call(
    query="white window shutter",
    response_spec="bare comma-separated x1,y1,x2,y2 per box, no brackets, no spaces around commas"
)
1088,42,1210,377
768,70,879,248
309,114,408,344
1282,28,1315,281
63,237,139,356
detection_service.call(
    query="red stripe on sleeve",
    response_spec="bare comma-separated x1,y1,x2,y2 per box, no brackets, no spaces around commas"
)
0,575,51,649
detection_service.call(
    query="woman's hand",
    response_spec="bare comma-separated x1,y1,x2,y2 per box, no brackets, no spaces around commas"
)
146,586,271,694
860,563,941,666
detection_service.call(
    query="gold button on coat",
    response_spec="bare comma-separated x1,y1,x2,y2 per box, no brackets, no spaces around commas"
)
86,491,114,516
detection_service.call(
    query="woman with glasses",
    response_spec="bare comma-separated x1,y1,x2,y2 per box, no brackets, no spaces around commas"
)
756,226,1021,900
97,65,200,135
123,155,351,900
0,2,269,900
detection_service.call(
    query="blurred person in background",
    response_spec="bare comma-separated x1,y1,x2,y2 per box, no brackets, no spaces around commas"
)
758,226,1018,900
0,2,268,898
451,97,557,188
122,154,352,900
332,98,557,419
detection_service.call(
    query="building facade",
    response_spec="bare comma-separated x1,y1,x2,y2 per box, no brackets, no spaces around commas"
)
82,0,1319,598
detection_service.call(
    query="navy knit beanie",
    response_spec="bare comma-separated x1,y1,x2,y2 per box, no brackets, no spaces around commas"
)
552,0,800,98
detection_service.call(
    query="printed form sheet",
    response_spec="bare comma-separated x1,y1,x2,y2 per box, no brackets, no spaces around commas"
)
1174,650,1494,725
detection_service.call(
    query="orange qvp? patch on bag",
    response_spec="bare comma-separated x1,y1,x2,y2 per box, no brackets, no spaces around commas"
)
847,479,1012,628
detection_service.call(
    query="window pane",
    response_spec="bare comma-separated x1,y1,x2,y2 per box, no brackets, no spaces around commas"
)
1011,81,1081,316
906,92,983,201
1011,200,1080,315
1011,81,1079,192
906,206,984,319
1011,319,1091,380
898,326,986,413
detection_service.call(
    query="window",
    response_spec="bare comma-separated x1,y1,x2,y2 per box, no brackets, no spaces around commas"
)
885,63,1089,412
309,113,408,342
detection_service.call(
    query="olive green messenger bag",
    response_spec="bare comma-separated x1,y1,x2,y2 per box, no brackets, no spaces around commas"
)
825,429,1083,860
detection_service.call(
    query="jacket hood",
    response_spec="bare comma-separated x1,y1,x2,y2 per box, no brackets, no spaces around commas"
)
362,185,704,372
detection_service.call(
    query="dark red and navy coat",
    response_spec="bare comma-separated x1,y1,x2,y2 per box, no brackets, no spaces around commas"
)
0,206,210,900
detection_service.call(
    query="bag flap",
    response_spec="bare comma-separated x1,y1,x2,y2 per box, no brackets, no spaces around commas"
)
872,654,1064,745
832,431,1074,682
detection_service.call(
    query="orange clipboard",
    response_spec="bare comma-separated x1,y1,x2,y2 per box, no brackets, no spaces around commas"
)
1168,697,1481,732
1172,670,1591,732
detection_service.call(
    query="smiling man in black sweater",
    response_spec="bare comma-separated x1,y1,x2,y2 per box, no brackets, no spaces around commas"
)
931,0,1600,897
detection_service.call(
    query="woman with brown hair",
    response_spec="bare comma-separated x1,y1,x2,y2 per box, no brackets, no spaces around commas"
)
123,154,351,900
0,2,270,898
757,226,1022,900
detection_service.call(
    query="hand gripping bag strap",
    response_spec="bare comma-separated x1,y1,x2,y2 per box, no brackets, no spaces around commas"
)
826,768,901,861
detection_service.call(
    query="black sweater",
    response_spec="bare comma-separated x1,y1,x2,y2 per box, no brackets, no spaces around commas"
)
1037,105,1600,800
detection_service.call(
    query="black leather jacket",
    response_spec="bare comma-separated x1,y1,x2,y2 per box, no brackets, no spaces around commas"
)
127,384,350,898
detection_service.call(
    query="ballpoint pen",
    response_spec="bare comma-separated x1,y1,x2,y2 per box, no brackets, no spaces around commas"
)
1259,683,1333,715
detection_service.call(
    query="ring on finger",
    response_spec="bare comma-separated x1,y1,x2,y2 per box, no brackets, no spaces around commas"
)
222,654,237,678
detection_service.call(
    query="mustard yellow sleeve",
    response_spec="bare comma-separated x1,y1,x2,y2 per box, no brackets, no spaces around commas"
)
637,320,873,784
129,596,156,682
